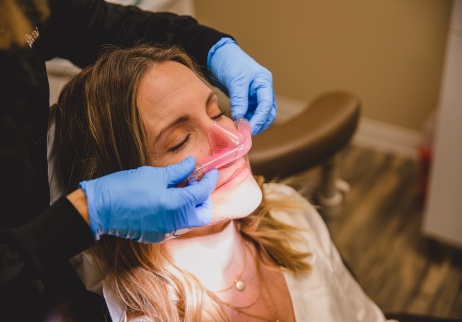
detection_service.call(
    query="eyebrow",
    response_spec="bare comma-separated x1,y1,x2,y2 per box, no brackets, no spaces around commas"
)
155,91,216,144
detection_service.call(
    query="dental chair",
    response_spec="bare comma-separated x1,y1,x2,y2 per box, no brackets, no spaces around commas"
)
246,93,462,322
248,91,361,218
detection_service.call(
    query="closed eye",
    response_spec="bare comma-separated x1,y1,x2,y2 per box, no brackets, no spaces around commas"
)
168,110,224,153
211,111,226,120
169,134,190,153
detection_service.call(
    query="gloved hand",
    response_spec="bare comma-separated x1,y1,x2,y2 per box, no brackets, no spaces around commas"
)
208,37,277,136
78,156,219,243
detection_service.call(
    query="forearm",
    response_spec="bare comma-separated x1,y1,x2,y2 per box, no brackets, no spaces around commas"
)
5,197,94,278
67,188,89,225
0,197,94,318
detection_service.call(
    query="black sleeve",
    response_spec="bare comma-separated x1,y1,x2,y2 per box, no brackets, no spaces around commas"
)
0,197,95,319
41,0,233,78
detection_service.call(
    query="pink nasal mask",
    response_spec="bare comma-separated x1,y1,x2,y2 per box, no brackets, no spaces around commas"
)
188,118,252,181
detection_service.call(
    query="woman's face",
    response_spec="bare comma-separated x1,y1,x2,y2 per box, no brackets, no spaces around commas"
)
137,61,262,229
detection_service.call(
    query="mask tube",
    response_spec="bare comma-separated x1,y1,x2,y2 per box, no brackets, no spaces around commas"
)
188,118,252,181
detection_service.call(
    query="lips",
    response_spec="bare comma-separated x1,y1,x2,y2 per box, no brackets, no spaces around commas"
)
214,158,248,191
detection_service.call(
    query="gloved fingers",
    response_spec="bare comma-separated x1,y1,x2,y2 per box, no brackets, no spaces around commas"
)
249,82,277,135
171,171,217,229
163,156,196,185
229,79,251,121
265,102,278,131
177,169,218,212
182,169,219,204
189,195,214,227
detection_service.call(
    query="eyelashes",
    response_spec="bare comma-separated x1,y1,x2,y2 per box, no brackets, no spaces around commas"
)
211,111,226,120
168,111,225,153
169,134,190,153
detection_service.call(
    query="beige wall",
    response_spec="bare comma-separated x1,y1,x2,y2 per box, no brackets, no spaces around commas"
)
195,0,452,131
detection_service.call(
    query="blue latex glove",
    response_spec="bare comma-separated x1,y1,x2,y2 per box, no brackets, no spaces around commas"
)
78,156,219,243
208,37,277,136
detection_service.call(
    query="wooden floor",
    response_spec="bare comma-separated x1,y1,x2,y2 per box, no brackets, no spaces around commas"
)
284,144,462,320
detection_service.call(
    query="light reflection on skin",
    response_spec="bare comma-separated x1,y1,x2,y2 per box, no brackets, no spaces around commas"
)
137,61,262,237
137,61,263,292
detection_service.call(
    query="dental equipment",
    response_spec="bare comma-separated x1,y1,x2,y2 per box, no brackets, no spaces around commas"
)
188,118,252,181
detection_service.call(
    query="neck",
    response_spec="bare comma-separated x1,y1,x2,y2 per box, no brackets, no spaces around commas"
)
164,221,245,291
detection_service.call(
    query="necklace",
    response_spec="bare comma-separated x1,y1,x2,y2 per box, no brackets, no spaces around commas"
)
217,241,281,322
260,260,281,322
213,239,248,293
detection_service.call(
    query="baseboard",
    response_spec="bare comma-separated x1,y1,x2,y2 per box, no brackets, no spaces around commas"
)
352,117,423,159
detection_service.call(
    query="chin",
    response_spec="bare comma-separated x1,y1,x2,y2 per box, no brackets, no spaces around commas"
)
210,165,263,224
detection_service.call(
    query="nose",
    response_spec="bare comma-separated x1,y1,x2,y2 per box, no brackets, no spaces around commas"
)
207,121,243,155
188,118,252,181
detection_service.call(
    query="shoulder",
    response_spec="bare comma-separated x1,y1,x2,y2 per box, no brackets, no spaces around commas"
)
263,182,322,228
263,182,334,254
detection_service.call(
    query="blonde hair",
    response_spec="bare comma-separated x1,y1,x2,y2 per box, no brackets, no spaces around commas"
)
54,44,311,321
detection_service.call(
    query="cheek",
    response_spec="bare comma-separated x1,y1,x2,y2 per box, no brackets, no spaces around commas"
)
149,135,211,168
148,137,212,188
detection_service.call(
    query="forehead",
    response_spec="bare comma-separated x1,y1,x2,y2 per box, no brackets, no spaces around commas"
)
137,61,209,120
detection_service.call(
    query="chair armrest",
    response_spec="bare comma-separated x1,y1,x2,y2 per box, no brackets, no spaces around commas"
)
249,91,361,179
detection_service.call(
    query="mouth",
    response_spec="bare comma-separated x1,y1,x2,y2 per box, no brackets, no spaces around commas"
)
214,158,249,191
219,157,240,169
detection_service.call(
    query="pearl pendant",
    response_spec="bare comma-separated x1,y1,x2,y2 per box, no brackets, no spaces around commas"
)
234,280,246,291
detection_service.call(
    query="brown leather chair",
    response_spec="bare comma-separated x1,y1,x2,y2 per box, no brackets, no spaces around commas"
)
248,91,361,218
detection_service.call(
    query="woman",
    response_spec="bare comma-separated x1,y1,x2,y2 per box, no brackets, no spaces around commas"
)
51,44,394,321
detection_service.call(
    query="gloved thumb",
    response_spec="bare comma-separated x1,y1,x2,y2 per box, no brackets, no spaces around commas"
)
164,156,196,185
182,169,219,226
191,195,214,227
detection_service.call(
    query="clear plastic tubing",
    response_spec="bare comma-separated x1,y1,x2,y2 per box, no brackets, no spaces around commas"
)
188,118,252,181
